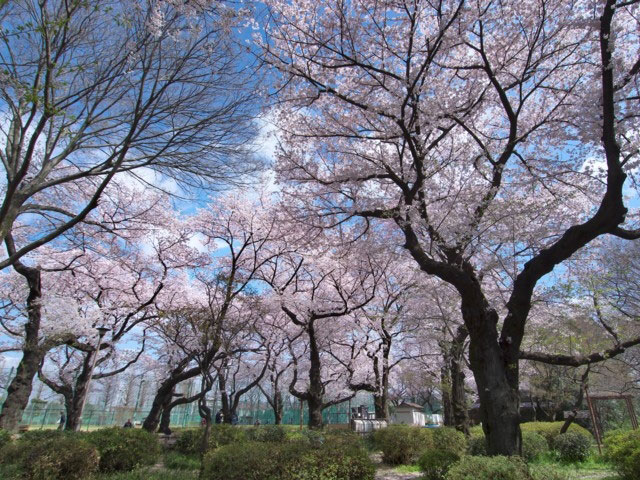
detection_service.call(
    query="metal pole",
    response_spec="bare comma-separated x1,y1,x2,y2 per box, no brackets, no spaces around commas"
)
75,327,109,431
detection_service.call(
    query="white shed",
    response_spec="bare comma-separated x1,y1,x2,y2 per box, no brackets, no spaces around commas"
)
392,402,426,426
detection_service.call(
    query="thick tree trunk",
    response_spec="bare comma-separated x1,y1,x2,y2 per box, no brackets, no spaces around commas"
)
307,395,323,429
466,303,521,456
0,265,42,432
159,398,174,434
65,353,95,431
373,394,389,421
143,365,199,432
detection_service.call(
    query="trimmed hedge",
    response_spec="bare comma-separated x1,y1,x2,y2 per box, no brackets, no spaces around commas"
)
467,430,547,461
552,431,591,462
201,440,375,480
520,422,591,448
209,424,247,448
445,456,532,480
85,427,161,472
246,425,288,443
372,426,432,465
0,433,99,480
419,450,460,480
23,436,99,480
605,429,640,479
521,431,549,461
173,428,205,455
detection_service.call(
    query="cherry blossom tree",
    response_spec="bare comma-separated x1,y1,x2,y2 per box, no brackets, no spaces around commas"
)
0,0,262,270
260,244,383,429
142,192,279,432
260,0,640,454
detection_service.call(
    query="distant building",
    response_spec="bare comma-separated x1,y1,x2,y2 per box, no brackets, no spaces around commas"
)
392,402,426,426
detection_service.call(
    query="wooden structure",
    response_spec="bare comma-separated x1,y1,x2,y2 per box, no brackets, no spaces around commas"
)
584,388,638,454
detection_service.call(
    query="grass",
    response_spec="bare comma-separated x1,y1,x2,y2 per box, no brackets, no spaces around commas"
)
393,464,421,473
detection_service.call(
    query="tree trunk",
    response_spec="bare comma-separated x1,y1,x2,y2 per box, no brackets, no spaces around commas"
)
307,321,324,429
307,395,323,429
273,391,283,425
143,365,199,432
466,302,521,456
450,326,470,435
373,394,389,421
0,265,42,432
441,361,453,427
159,397,174,434
65,352,95,431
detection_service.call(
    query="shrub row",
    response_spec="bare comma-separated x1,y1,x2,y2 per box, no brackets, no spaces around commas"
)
445,456,571,480
605,429,640,480
0,427,160,479
201,439,375,480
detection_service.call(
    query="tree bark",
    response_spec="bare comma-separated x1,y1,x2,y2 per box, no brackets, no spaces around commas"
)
307,321,324,429
143,365,199,432
465,301,521,456
0,263,42,432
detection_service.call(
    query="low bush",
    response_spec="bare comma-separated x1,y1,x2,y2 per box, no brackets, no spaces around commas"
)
529,465,572,480
372,425,432,465
22,435,99,480
0,429,11,450
209,424,247,448
85,427,161,472
468,435,487,456
520,422,591,448
605,429,640,479
245,425,288,443
445,456,532,480
201,440,375,480
0,430,68,467
552,431,591,462
164,451,200,470
173,428,205,455
431,428,467,457
521,431,548,461
419,449,461,480
467,430,547,461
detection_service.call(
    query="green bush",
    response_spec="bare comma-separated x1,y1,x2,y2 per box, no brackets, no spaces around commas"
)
529,464,572,480
372,426,432,464
85,427,161,472
173,428,205,455
164,451,200,470
209,424,247,448
605,429,640,479
552,431,591,462
0,430,68,467
22,435,99,480
520,422,591,448
431,428,467,456
0,429,11,450
419,450,461,480
246,425,288,443
521,431,548,461
445,456,532,480
468,436,487,456
201,440,375,480
467,430,547,461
